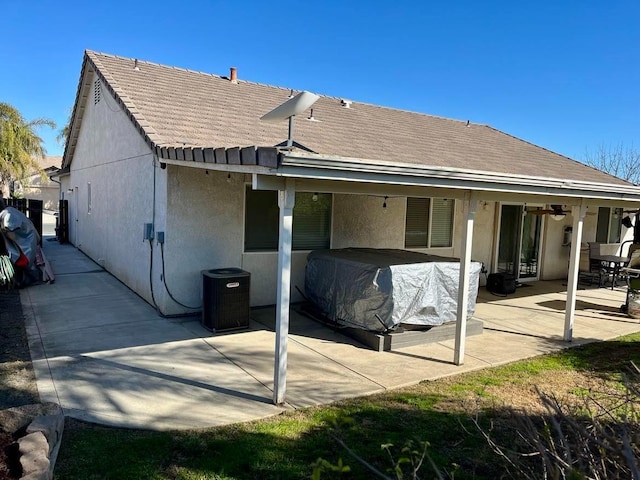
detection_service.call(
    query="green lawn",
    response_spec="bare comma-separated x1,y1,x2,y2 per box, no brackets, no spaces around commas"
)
54,333,640,479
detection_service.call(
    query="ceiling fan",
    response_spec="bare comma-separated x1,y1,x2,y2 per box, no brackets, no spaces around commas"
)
527,205,570,216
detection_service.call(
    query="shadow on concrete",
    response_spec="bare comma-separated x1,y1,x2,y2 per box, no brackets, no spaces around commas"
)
537,299,629,317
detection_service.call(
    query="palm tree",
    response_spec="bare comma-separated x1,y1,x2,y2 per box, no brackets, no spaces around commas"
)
56,110,71,148
0,102,55,197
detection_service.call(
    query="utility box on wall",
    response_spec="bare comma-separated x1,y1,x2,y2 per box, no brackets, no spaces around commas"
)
201,268,250,332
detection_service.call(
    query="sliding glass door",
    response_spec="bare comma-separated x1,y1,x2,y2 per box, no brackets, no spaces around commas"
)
496,204,543,281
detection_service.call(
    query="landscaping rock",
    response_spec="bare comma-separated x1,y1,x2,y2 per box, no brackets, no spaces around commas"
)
26,414,64,454
18,431,49,459
0,403,63,479
0,402,61,434
19,442,51,478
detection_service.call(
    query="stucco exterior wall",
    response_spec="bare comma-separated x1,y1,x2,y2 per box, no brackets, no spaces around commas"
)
539,215,571,279
161,173,320,309
161,168,245,314
332,194,406,248
64,71,163,305
242,251,311,306
467,201,496,282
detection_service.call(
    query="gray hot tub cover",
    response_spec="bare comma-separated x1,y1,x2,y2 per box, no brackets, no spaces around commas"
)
305,248,481,332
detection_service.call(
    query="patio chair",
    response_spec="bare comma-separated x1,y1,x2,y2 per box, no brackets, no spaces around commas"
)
620,247,640,317
579,243,600,285
618,243,640,283
587,242,614,287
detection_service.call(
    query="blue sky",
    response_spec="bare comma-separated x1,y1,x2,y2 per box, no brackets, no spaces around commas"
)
1,1,638,161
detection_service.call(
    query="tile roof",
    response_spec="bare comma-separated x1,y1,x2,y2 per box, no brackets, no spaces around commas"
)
37,156,62,170
66,50,630,187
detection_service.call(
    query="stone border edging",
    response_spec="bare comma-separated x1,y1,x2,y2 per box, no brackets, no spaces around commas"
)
0,403,64,480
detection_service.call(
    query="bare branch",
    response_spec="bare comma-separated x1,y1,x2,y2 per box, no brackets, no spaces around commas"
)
583,143,640,185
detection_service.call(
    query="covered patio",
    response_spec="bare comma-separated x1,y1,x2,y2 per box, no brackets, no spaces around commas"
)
248,164,640,404
24,236,640,429
249,281,638,403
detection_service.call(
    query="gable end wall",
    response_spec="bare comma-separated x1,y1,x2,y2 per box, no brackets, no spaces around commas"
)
65,71,164,304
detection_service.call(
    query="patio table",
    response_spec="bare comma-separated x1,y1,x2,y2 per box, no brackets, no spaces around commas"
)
593,254,629,289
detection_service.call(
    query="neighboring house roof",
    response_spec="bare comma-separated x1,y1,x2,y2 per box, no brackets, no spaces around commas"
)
18,156,61,181
63,50,630,188
37,156,62,171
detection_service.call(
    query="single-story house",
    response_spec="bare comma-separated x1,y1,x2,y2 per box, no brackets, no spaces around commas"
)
57,50,640,403
14,156,61,211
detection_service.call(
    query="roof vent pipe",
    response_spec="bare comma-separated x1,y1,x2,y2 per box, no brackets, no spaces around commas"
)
134,59,140,71
230,67,238,84
340,99,352,108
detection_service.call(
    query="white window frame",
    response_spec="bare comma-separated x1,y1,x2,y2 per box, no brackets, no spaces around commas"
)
596,207,623,243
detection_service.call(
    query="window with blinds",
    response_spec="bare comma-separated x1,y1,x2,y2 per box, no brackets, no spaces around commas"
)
431,198,454,247
405,197,454,248
244,187,331,252
292,193,332,250
405,197,430,247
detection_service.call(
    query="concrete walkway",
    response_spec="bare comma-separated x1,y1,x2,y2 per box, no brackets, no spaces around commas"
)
20,229,640,430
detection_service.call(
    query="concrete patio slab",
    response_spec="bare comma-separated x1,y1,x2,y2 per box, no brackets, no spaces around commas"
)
19,237,640,430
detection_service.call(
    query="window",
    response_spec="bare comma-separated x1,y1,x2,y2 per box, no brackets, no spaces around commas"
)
244,187,332,252
405,197,454,248
431,198,454,247
405,198,429,247
596,207,622,243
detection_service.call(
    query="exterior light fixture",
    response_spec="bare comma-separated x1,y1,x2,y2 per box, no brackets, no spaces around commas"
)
312,193,318,202
383,196,388,209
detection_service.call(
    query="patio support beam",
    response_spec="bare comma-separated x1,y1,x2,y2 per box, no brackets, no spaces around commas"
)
454,192,478,365
273,179,296,405
564,202,587,341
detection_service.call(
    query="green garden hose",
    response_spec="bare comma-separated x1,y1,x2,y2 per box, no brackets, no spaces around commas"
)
0,255,15,287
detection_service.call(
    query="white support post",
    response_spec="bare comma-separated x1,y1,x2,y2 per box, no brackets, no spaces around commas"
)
564,203,586,342
273,179,295,405
454,193,478,365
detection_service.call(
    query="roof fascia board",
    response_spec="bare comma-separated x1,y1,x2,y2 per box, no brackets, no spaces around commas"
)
160,158,273,174
252,174,637,207
281,152,638,194
584,200,640,209
279,153,640,202
49,172,69,180
253,175,466,200
272,164,640,203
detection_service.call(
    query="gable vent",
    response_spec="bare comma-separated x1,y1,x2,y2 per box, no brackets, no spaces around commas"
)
94,80,101,105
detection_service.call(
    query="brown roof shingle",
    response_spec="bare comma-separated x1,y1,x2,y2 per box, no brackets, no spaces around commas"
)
71,50,630,187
